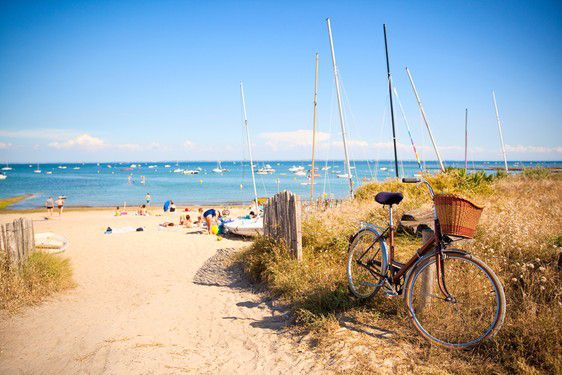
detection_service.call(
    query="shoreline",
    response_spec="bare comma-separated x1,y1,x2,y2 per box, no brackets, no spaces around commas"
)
0,202,253,214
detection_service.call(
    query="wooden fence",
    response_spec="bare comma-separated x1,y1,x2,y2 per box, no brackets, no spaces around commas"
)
263,191,302,261
0,218,35,268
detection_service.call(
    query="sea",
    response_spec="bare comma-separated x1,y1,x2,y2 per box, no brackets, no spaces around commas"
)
0,160,559,209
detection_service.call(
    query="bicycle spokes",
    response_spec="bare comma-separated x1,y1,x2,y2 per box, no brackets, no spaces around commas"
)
406,253,505,348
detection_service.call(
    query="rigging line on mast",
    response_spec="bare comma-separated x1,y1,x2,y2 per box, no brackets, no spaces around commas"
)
374,92,389,181
338,77,360,184
393,85,424,172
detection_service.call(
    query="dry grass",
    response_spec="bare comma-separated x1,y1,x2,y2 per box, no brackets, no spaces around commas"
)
0,252,75,312
241,169,562,374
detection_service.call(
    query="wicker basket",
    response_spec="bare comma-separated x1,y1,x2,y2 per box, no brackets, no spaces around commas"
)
433,194,484,238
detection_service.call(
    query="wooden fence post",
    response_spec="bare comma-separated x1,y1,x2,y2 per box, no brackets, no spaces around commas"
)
0,218,35,268
264,191,302,261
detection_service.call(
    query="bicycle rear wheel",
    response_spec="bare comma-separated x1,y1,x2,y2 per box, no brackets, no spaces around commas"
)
347,228,388,299
404,251,505,348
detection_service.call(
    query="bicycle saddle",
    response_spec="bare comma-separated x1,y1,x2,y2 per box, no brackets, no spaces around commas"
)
375,192,404,205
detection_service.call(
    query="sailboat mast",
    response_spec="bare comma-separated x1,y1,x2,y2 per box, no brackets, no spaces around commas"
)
405,67,445,172
383,24,399,178
464,108,468,172
311,52,319,201
240,82,259,211
492,91,509,173
326,18,354,198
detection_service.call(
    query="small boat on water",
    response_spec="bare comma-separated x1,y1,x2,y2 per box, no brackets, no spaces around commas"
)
257,164,275,174
33,164,41,173
0,173,7,180
2,164,12,171
294,170,307,176
379,167,388,171
289,165,305,172
173,168,184,173
223,217,263,237
337,173,352,179
46,171,53,175
73,166,80,170
164,164,171,168
58,165,67,169
183,169,199,175
212,161,228,173
321,166,331,171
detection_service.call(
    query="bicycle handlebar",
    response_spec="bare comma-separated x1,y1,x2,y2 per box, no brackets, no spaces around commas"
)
402,177,435,199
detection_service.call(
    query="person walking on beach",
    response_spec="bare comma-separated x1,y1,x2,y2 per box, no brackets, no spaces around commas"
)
45,197,54,216
56,196,64,216
145,193,151,206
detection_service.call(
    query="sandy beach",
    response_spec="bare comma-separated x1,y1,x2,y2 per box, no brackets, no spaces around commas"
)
0,209,322,374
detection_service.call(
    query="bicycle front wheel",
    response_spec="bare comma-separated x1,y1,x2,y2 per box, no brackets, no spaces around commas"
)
404,251,506,348
347,228,388,299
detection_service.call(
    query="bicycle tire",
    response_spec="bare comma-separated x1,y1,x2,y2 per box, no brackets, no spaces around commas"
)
404,250,506,348
347,227,388,299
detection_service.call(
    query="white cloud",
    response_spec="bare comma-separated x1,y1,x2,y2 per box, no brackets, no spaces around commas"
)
49,134,106,150
183,140,195,149
0,128,78,140
0,142,12,150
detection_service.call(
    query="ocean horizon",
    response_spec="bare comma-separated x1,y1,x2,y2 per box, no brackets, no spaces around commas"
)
1,160,560,209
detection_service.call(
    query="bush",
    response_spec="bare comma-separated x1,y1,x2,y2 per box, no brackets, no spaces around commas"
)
0,252,74,312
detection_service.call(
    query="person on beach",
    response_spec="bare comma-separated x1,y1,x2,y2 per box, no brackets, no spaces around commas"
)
145,193,151,206
180,214,193,228
203,208,221,235
169,201,176,213
56,196,64,216
114,206,121,216
194,208,204,226
45,197,54,216
138,204,147,216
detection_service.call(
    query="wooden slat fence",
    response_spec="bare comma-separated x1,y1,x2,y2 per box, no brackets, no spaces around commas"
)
263,191,302,261
0,218,35,268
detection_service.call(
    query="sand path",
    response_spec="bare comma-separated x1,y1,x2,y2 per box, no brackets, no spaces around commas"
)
0,211,321,374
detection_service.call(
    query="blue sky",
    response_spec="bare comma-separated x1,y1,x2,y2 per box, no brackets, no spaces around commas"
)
0,0,560,162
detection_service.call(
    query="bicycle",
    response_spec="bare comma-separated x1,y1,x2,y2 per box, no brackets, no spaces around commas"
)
347,177,505,348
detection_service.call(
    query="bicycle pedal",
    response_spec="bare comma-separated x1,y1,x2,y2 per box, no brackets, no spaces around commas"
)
384,289,398,298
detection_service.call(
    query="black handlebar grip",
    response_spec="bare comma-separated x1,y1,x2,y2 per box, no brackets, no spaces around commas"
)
402,177,420,183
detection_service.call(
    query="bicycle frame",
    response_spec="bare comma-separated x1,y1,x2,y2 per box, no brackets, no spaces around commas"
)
359,178,454,299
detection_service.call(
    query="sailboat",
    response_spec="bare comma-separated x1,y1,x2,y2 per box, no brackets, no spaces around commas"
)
2,163,12,171
212,161,228,173
224,82,264,237
33,164,42,173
